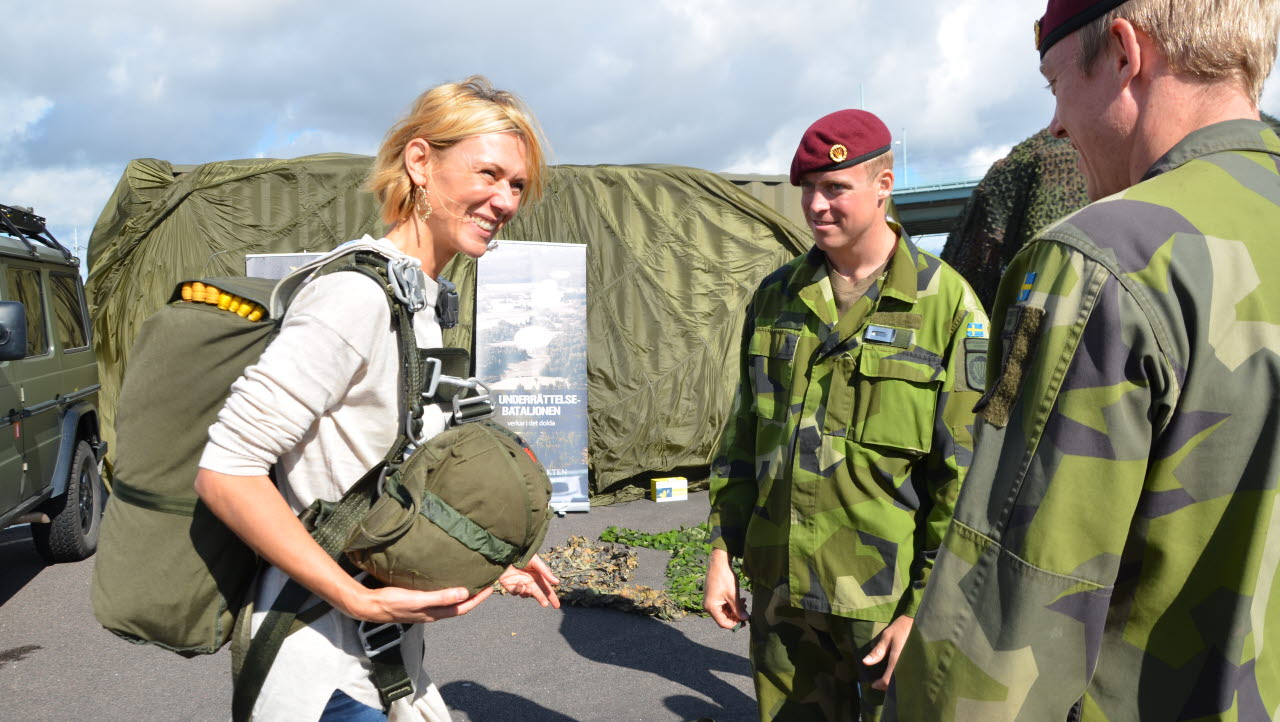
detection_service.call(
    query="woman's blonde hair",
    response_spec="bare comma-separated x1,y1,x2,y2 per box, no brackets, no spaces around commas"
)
1077,0,1280,104
368,75,548,226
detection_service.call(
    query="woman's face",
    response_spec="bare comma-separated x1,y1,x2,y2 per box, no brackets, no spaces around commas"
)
424,133,529,262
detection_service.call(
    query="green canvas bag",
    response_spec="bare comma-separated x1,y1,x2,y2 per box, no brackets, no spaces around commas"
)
347,420,553,594
92,274,279,655
92,244,553,664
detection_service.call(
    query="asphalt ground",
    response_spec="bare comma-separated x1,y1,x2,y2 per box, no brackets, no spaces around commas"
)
0,490,757,721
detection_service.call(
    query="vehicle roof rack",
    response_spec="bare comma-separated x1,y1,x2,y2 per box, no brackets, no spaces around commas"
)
0,203,74,262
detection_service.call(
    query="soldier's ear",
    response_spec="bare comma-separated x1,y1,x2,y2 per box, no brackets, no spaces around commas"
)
875,167,894,199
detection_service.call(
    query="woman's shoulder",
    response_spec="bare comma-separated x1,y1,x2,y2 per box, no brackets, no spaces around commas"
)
282,270,394,345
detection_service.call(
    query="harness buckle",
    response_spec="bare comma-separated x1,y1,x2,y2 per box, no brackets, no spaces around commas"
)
357,620,407,657
387,258,427,313
421,356,443,399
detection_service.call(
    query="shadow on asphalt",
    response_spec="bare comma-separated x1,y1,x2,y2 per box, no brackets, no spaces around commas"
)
437,604,753,721
0,526,46,606
560,606,753,720
441,681,578,721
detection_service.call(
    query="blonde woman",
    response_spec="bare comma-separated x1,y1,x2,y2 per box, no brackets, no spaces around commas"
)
196,77,559,721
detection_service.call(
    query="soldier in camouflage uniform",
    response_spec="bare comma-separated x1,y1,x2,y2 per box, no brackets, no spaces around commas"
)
704,110,989,721
888,1,1280,720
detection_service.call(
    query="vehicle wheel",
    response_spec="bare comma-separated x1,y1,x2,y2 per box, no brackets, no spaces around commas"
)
32,440,104,563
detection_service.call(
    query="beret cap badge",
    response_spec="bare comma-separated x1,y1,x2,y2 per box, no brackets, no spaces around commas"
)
789,109,892,186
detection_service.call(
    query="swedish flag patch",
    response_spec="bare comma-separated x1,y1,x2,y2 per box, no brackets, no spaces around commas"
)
966,322,986,338
1017,272,1038,302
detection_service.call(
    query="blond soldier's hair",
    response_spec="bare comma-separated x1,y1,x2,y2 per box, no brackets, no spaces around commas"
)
1077,0,1280,104
863,150,895,181
367,76,548,226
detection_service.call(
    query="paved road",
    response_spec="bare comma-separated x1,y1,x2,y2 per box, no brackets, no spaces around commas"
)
0,491,756,721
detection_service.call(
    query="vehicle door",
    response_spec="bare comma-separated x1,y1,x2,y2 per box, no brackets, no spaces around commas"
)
4,262,60,499
0,262,26,516
48,271,95,461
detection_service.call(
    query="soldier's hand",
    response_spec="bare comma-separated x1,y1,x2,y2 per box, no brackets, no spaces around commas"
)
863,614,914,690
704,548,749,629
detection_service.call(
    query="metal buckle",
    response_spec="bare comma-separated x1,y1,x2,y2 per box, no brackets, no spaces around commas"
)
357,620,407,657
387,258,427,313
437,377,495,423
421,356,443,399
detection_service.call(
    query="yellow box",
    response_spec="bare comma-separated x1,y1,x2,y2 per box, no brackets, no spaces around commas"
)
650,476,688,502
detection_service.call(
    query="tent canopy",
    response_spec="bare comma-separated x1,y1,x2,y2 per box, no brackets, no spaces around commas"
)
87,155,810,492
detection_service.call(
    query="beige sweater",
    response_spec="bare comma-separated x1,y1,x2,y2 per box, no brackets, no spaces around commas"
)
200,238,451,721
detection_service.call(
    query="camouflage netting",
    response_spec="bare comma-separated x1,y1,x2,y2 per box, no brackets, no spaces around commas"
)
500,535,688,620
940,129,1089,310
945,113,1280,311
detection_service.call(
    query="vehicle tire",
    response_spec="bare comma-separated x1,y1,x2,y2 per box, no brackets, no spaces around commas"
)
32,440,104,563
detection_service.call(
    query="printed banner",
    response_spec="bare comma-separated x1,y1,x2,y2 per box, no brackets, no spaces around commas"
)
475,241,589,512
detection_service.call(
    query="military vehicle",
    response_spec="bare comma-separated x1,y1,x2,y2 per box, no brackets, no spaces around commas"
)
0,203,105,562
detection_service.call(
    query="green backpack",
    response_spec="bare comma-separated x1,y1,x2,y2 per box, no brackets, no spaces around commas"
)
91,245,552,674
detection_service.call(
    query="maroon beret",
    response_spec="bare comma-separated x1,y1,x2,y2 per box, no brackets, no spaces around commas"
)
789,109,892,186
1037,0,1131,57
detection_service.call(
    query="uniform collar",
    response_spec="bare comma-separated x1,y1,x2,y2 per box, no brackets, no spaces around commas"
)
1142,119,1280,182
786,220,920,321
879,220,920,305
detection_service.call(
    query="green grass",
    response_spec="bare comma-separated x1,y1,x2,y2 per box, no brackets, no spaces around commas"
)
599,522,745,615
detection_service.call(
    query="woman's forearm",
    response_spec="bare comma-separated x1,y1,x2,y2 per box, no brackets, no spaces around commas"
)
194,468,366,614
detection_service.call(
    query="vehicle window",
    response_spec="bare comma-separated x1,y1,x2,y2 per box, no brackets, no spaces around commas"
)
6,267,49,357
51,273,89,350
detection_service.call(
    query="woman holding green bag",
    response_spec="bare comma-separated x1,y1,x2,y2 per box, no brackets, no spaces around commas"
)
195,76,559,721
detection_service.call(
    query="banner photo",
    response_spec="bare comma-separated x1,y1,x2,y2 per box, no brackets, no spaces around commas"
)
475,241,589,512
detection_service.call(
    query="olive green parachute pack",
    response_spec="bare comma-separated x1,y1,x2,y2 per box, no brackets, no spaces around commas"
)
90,243,552,716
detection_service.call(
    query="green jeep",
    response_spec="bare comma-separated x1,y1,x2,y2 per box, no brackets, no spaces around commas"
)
0,203,105,562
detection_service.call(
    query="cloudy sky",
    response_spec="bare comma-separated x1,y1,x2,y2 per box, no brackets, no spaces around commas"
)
4,0,1278,257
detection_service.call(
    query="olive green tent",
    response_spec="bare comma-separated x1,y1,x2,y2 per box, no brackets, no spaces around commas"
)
86,155,810,494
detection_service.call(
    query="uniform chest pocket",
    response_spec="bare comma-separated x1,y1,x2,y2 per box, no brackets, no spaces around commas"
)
851,344,942,454
747,328,798,420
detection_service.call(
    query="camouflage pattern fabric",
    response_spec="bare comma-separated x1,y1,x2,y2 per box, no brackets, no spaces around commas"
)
941,129,1089,311
708,223,989,621
750,582,888,721
889,120,1280,721
943,114,1280,312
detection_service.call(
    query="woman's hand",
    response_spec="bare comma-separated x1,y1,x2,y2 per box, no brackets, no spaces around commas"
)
195,468,494,625
344,584,494,624
497,554,561,608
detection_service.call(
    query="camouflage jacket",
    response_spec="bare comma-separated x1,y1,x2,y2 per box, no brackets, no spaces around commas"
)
890,120,1280,720
708,226,988,620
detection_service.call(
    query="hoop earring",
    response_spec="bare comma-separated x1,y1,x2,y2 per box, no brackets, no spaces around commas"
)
414,185,433,223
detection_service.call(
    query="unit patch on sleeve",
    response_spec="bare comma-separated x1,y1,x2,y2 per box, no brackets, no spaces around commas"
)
974,304,1045,428
963,337,989,392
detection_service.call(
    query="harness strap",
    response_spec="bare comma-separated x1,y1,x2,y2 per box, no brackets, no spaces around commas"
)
232,254,423,719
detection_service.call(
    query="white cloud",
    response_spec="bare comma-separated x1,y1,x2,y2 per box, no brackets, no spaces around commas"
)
913,0,1041,144
0,165,120,237
0,96,54,147
253,128,379,160
2,0,1276,250
721,121,807,175
964,144,1014,177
